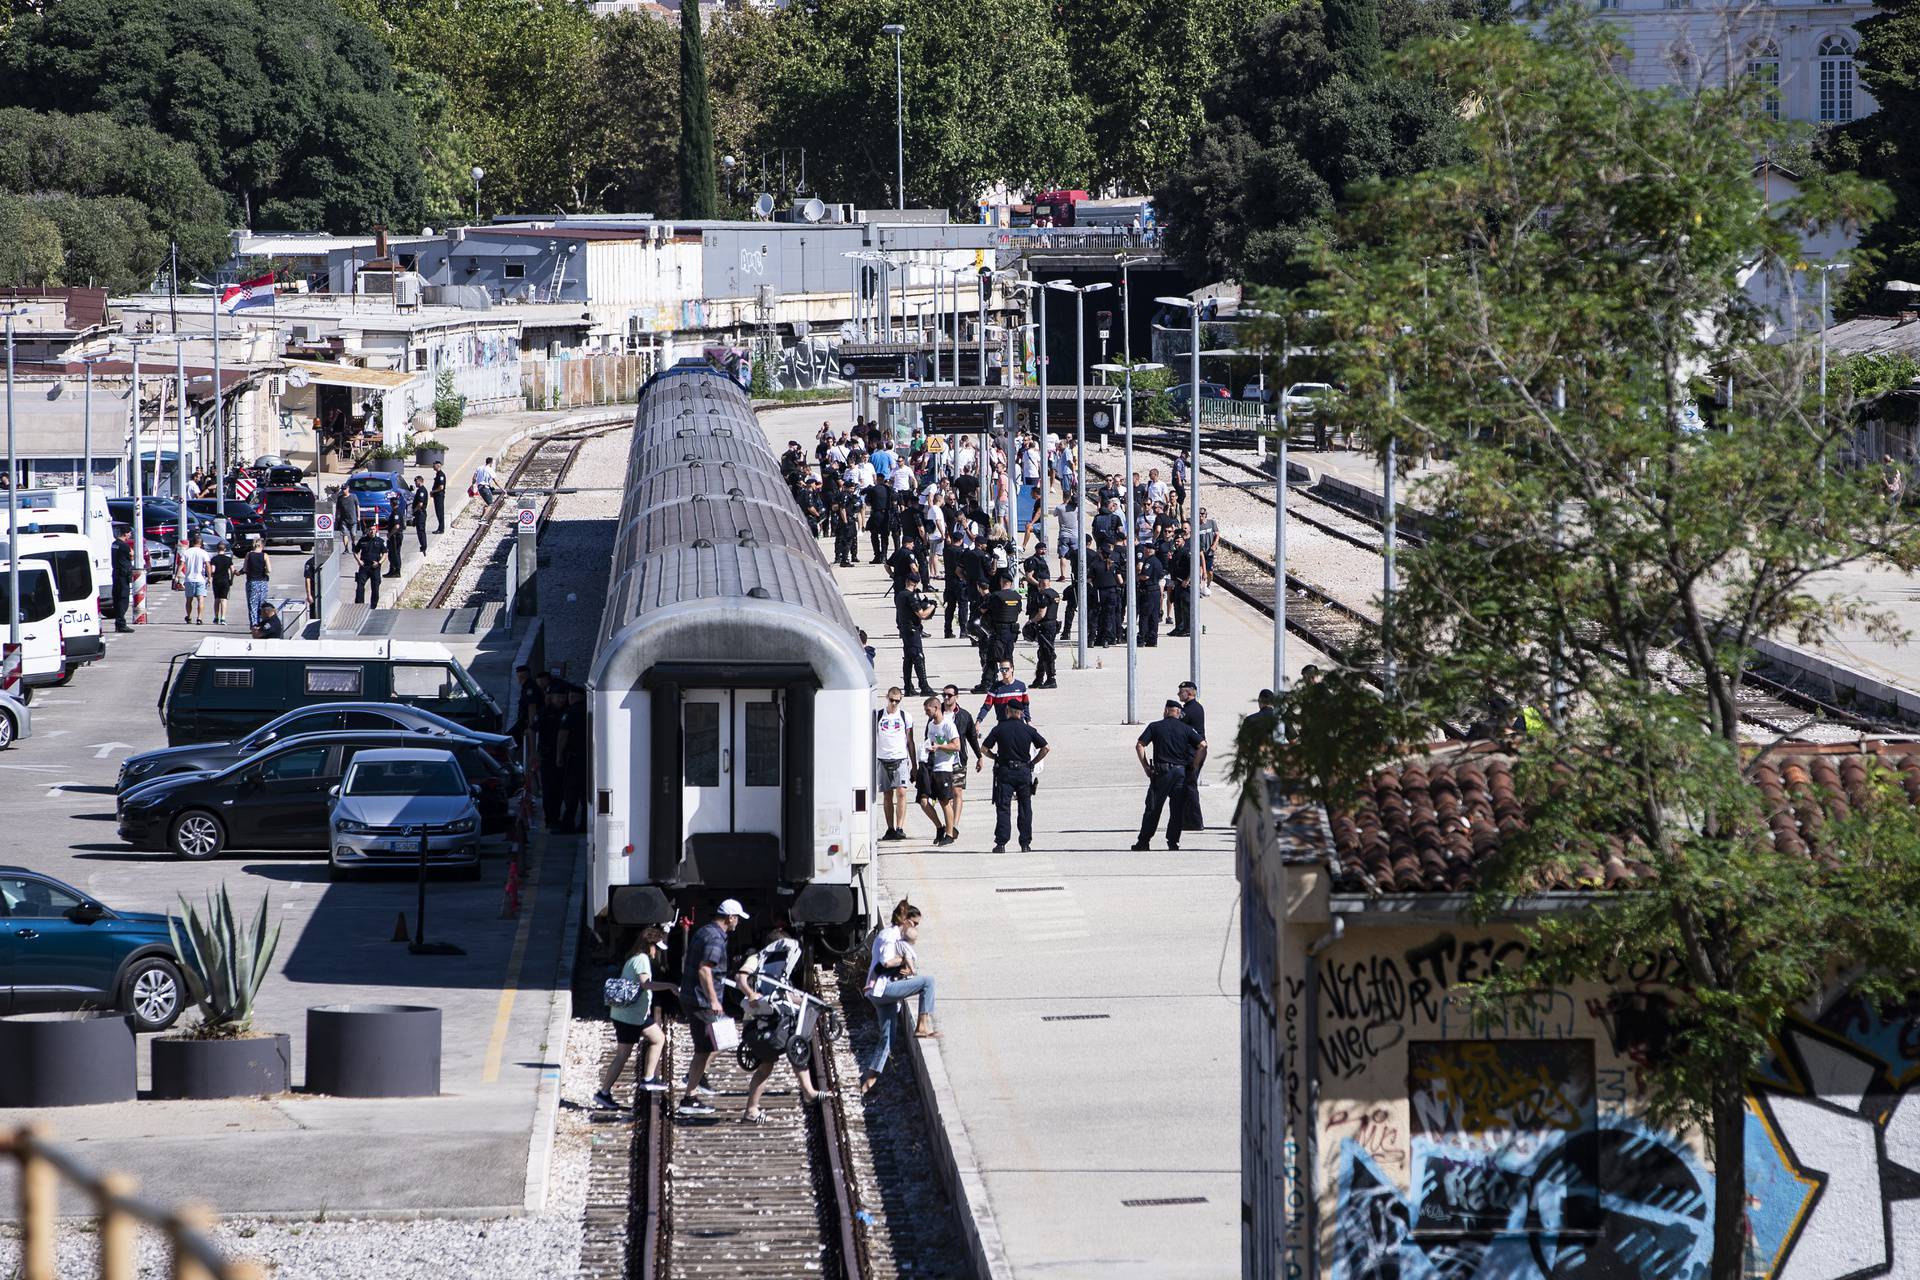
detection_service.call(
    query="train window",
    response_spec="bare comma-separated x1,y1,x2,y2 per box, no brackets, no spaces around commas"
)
684,701,720,787
743,701,781,786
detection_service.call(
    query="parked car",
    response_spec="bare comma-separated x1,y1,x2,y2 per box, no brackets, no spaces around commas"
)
158,638,504,746
1283,382,1336,416
0,867,184,1031
119,699,516,793
186,497,267,545
328,747,483,880
3,529,106,678
1163,381,1233,410
110,520,174,573
0,689,30,748
256,485,316,551
344,473,408,524
104,499,228,556
117,729,515,859
0,558,67,694
1241,382,1274,404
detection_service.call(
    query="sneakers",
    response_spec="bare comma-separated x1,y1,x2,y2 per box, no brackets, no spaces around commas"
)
684,1081,716,1098
880,828,906,842
679,1098,716,1115
639,1077,668,1092
590,1089,618,1109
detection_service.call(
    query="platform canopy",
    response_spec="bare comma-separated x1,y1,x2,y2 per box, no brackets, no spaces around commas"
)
896,384,1119,404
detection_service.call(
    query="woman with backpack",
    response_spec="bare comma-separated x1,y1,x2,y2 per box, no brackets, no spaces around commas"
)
592,924,673,1108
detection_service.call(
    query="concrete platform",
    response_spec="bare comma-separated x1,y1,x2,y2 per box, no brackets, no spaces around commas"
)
753,403,1325,1278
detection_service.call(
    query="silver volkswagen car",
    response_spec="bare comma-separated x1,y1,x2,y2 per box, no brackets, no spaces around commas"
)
328,747,482,880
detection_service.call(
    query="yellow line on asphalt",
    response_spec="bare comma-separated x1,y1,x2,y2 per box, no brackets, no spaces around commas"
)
482,827,544,1084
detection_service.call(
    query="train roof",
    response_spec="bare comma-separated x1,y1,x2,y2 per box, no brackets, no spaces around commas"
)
593,365,864,690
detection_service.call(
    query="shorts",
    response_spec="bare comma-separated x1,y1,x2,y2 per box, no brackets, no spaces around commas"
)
613,1013,657,1045
951,768,969,791
879,757,911,790
925,768,955,803
182,580,207,598
1057,537,1078,559
687,1012,719,1054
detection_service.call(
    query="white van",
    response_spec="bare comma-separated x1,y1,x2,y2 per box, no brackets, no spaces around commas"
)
0,532,103,677
0,560,65,697
5,490,113,617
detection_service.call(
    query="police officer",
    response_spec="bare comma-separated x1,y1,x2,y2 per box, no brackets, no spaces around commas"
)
1027,573,1060,688
980,703,1050,854
1088,544,1121,646
385,485,409,578
1091,498,1124,553
1135,544,1166,647
536,684,569,830
410,476,430,552
110,528,135,631
834,477,862,566
1167,532,1193,637
1176,681,1208,830
984,571,1023,690
897,578,936,697
353,522,388,607
1132,700,1206,851
866,474,895,563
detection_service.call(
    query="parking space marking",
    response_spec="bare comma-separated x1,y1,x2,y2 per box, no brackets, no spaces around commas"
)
481,829,544,1085
90,741,134,758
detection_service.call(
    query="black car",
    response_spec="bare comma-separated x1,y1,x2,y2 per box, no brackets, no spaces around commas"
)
1,867,184,1032
186,497,267,544
256,485,316,551
118,700,518,793
117,729,515,859
104,499,228,554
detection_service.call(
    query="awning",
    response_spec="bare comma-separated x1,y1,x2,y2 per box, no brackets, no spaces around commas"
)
281,359,420,391
897,384,1120,404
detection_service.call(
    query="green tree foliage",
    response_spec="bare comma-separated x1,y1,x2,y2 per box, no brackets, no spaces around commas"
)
679,0,718,218
757,0,1093,213
1248,19,1917,1276
0,194,65,286
1053,0,1280,193
1155,0,1466,286
1828,0,1920,308
0,108,230,287
1323,0,1382,74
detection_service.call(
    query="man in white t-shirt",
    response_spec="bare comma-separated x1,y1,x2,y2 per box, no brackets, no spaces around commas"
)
920,695,962,845
177,531,213,625
874,688,915,842
849,454,876,491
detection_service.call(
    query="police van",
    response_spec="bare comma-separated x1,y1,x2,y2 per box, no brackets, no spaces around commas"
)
0,531,104,677
0,559,67,697
4,489,113,617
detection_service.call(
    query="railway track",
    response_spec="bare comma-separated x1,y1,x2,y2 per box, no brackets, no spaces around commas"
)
580,963,871,1280
423,423,625,610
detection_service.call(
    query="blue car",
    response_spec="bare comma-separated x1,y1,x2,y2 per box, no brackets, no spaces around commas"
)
0,867,184,1031
345,472,408,525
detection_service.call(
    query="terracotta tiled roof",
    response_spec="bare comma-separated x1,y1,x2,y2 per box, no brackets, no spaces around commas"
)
1327,743,1920,895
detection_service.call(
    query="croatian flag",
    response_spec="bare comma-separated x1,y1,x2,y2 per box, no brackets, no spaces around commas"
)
220,273,275,314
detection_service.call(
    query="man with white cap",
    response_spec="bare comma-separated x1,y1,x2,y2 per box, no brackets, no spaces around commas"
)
678,898,749,1115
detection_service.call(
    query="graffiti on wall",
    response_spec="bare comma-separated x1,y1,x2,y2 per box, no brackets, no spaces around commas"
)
772,336,850,390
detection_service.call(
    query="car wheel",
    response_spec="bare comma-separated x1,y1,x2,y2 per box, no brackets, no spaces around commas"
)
123,956,184,1032
300,542,314,553
0,710,14,750
169,810,226,860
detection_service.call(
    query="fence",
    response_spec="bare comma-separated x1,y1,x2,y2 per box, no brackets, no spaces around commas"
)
520,354,658,411
4,1125,261,1280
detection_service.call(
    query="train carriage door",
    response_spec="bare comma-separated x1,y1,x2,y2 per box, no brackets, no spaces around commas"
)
681,691,729,838
734,689,783,834
679,688,784,838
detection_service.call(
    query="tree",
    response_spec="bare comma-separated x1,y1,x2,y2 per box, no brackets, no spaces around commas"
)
1154,0,1465,287
1828,0,1920,308
1,0,423,232
680,0,718,218
1246,19,1920,1278
0,194,64,285
757,0,1093,215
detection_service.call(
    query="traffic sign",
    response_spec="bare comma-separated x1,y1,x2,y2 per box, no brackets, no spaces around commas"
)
518,506,537,527
925,435,947,453
315,512,335,536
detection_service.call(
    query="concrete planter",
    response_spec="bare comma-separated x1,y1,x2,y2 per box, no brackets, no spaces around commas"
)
0,1012,136,1107
305,1004,440,1097
414,446,447,467
372,456,405,476
150,1032,291,1100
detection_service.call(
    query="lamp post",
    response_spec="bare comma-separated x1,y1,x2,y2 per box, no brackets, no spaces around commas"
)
3,305,28,655
119,334,172,627
1156,294,1208,685
1009,279,1051,561
80,352,109,541
1095,361,1163,723
471,166,485,222
882,23,906,211
1047,279,1111,669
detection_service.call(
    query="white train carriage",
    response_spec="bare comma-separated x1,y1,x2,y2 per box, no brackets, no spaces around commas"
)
589,364,876,949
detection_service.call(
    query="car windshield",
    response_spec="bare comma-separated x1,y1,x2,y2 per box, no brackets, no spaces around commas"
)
0,570,56,622
347,476,392,493
262,489,313,511
345,759,465,796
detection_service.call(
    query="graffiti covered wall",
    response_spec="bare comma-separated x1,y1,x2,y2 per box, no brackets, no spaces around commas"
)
1304,925,1920,1280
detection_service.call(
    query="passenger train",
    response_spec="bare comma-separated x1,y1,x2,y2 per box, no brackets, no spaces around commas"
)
588,362,877,952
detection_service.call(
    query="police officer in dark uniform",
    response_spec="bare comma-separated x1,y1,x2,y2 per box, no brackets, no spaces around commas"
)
385,485,409,578
1167,532,1193,637
1091,498,1124,553
353,523,388,606
897,578,936,697
1027,574,1060,688
887,531,925,600
986,571,1023,684
1135,544,1165,647
866,476,894,563
110,529,135,631
536,685,569,830
1176,681,1207,830
981,703,1050,854
1132,700,1206,851
1088,545,1121,646
559,685,590,832
835,477,862,566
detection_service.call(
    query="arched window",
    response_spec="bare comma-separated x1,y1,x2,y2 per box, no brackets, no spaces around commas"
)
1820,36,1856,122
1748,40,1782,119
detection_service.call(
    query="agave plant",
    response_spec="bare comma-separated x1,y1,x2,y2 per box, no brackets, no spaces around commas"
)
166,886,281,1038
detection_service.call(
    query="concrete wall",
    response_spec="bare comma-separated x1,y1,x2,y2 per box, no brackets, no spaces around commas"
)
1237,795,1920,1280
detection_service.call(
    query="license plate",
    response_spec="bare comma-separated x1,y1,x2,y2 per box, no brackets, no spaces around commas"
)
383,837,421,852
275,514,301,522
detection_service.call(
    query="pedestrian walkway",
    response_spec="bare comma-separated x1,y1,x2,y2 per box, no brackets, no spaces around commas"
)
755,404,1316,1277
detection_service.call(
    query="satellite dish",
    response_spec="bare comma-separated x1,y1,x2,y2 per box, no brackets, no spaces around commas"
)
753,193,776,219
800,197,827,223
287,369,310,389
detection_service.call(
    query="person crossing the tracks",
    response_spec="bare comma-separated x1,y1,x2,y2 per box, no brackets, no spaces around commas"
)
1132,700,1207,851
592,924,673,1108
352,523,387,608
431,461,448,532
739,918,835,1121
1177,680,1208,831
981,702,1049,854
859,900,938,1094
473,456,499,506
874,689,916,842
679,900,749,1116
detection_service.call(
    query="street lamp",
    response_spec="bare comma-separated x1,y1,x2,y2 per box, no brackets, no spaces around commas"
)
1008,280,1053,560
470,166,485,222
1047,279,1111,669
3,305,30,657
1156,294,1208,686
1094,360,1162,724
882,24,906,210
118,333,174,628
79,352,110,541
